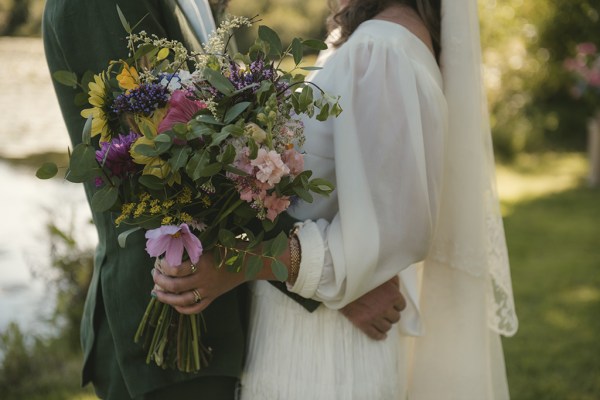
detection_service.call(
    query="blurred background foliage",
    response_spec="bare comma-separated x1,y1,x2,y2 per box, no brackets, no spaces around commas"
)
2,0,599,158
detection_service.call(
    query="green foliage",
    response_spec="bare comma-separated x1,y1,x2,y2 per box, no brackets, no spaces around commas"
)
0,221,94,399
480,0,600,158
500,156,600,398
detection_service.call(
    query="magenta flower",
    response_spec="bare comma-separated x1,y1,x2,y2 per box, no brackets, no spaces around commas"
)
158,90,206,134
145,223,203,267
95,131,139,178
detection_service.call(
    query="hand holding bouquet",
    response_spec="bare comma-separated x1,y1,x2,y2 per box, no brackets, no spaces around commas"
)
38,9,341,372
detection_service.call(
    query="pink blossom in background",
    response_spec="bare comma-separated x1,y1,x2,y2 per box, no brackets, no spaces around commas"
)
232,147,255,175
264,194,291,221
282,149,304,175
251,148,290,186
576,42,597,56
145,223,202,267
158,90,206,133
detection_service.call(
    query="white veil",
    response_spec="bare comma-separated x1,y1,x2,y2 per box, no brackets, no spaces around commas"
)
430,0,518,336
408,1,517,397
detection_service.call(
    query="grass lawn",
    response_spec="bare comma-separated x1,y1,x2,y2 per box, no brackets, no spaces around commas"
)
498,153,600,400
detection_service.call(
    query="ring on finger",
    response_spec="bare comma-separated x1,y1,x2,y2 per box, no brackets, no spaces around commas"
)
190,262,197,274
192,289,202,304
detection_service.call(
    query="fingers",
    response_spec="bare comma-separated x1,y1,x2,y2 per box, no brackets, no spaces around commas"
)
155,258,197,278
363,325,387,341
383,308,401,324
394,294,407,312
372,318,392,335
152,268,198,294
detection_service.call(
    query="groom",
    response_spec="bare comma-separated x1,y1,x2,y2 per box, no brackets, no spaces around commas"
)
43,0,406,398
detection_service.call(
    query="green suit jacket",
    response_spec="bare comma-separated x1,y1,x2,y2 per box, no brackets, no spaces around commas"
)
43,1,248,397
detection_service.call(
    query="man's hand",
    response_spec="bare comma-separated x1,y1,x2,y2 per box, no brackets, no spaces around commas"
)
340,276,406,340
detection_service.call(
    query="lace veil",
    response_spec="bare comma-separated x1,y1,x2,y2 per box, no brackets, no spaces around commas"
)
430,0,518,336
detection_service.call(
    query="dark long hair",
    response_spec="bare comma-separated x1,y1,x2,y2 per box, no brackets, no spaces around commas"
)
328,0,441,58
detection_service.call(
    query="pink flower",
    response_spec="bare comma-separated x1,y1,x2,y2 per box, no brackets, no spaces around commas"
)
264,194,291,221
158,90,206,133
576,42,597,56
145,223,202,267
233,147,255,175
251,148,290,186
282,149,304,176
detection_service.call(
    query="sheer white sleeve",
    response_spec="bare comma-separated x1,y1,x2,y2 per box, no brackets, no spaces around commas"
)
289,36,447,309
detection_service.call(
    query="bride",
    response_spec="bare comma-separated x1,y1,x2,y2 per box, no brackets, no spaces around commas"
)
153,0,518,398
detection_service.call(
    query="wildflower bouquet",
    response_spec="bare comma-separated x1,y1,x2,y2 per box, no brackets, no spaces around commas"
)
37,10,340,372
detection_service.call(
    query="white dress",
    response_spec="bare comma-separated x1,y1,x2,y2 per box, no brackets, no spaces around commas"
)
241,20,511,400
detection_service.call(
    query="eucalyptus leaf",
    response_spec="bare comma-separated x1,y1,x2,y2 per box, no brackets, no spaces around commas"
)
299,66,322,71
218,229,236,247
270,231,289,257
195,114,225,126
245,256,263,280
302,39,328,51
69,143,97,174
117,227,141,248
154,134,172,143
258,25,283,56
218,144,236,165
271,259,288,282
74,92,88,107
316,103,330,122
91,185,119,212
188,122,215,140
36,162,58,179
247,230,264,250
291,38,303,65
53,70,78,88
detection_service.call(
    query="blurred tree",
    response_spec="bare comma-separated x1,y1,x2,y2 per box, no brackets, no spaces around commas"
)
480,0,600,158
0,0,30,36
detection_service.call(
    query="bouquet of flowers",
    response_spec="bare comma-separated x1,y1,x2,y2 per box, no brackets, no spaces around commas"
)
564,42,600,101
37,9,341,372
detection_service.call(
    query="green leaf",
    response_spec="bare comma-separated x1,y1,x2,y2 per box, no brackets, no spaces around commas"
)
116,5,131,33
302,39,328,51
218,229,236,247
258,25,283,56
293,186,314,203
36,162,58,179
203,68,235,95
67,143,97,181
133,43,156,60
82,115,93,145
218,144,236,164
81,70,95,90
91,185,119,212
247,230,264,250
299,85,314,110
139,174,165,190
173,123,188,135
291,38,303,65
53,70,78,88
245,255,263,280
117,227,141,248
223,164,250,177
316,103,330,122
188,123,215,140
224,102,251,124
199,162,222,177
309,178,335,195
169,147,190,171
248,138,258,159
154,134,172,143
270,231,289,257
186,151,210,180
271,259,288,282
299,66,322,71
74,92,88,107
195,114,225,126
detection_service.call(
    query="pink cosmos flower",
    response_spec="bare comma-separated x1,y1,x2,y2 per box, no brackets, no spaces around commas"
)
282,149,304,176
251,148,290,186
576,42,597,56
263,194,291,221
145,223,202,267
158,90,206,133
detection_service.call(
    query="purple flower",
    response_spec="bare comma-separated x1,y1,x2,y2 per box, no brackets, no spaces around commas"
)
111,83,169,117
145,223,203,267
95,131,139,178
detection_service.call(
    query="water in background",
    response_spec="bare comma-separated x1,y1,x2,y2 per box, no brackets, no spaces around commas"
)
0,37,96,334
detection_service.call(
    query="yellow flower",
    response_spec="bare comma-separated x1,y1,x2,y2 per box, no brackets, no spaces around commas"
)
80,72,111,141
162,216,173,225
179,212,193,224
134,202,147,218
116,62,140,91
130,135,181,185
177,186,193,204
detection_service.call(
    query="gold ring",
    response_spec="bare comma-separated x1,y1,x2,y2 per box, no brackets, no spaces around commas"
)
190,263,197,274
192,289,202,304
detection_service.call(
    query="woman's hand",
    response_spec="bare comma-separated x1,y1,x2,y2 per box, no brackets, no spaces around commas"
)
151,253,247,315
339,276,406,340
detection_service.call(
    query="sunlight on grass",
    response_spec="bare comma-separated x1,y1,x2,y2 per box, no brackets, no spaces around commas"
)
496,152,589,204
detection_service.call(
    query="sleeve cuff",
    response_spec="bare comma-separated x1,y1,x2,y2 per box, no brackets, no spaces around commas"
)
287,220,325,298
